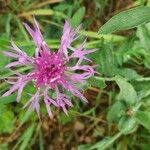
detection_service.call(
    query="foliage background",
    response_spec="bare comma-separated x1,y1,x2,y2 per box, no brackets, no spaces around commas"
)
0,0,150,150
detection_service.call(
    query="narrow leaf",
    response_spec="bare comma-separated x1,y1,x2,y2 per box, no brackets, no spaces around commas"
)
99,43,115,77
0,93,16,104
19,9,54,16
69,7,85,28
89,132,123,150
99,7,150,34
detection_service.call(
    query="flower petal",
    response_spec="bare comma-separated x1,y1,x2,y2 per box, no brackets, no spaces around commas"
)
61,80,88,103
58,21,81,60
16,82,27,102
56,87,73,115
3,51,19,58
24,18,43,49
5,61,21,68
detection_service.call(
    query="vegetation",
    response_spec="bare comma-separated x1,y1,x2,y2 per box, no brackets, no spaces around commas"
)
0,0,150,149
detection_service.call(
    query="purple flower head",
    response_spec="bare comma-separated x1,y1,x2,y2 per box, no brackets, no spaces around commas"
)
2,19,96,118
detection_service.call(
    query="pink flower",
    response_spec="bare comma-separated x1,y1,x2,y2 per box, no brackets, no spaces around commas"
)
2,19,96,118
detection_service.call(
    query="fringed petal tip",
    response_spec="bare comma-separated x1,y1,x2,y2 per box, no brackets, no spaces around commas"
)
82,96,88,103
23,18,44,49
2,92,9,97
58,20,82,60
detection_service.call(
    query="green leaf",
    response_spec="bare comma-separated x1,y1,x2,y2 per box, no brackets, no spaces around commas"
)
0,38,10,67
0,50,10,68
0,93,16,104
69,7,85,28
90,137,112,150
87,76,106,88
99,42,115,77
137,143,150,150
0,144,8,150
81,31,125,43
135,111,150,130
19,110,33,126
99,6,150,34
115,68,142,80
0,38,9,47
5,13,12,39
132,81,150,99
12,123,36,150
136,22,150,51
78,144,92,150
118,116,137,134
107,101,125,123
19,9,54,16
39,130,44,150
0,54,9,67
89,132,123,150
19,124,35,150
58,112,73,125
0,105,15,133
115,75,137,105
15,17,30,42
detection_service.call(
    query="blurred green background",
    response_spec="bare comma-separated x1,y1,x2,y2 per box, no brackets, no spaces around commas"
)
0,0,150,150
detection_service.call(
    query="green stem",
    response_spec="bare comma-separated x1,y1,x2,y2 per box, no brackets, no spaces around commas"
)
100,131,123,150
136,77,150,81
80,31,125,42
69,110,106,123
94,76,116,81
94,76,150,82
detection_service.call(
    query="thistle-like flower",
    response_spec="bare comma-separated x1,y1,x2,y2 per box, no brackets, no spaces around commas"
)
2,19,96,118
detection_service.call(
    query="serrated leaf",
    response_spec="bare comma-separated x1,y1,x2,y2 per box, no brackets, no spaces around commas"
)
115,75,137,105
69,7,85,28
135,111,150,130
99,6,150,34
